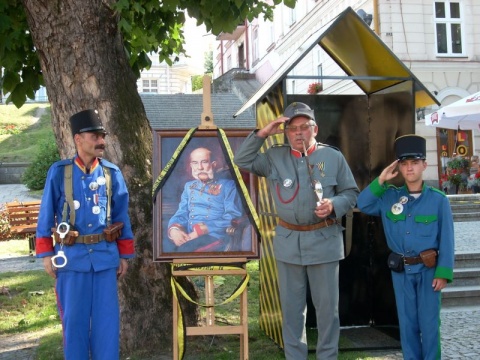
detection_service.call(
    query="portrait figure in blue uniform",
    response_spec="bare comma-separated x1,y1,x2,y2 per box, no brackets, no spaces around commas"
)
165,146,245,253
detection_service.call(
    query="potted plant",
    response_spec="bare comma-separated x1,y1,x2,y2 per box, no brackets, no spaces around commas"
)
446,157,470,193
307,82,323,94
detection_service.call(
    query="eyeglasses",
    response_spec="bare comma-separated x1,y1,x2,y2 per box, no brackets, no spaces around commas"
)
285,123,315,132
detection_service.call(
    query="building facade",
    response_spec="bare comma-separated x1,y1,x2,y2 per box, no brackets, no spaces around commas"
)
214,0,480,186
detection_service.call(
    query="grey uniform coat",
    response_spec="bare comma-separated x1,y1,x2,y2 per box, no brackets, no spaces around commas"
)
234,131,359,265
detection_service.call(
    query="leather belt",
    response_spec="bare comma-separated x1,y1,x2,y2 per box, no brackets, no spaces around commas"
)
403,255,424,265
76,233,105,244
278,218,337,231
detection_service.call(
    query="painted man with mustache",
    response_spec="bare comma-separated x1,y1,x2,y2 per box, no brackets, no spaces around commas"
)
167,147,243,252
35,109,134,360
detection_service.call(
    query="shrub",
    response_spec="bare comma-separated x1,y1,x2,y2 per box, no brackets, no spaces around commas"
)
0,204,11,240
22,138,60,190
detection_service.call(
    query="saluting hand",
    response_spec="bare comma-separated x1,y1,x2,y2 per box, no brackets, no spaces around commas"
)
257,116,289,138
378,160,399,185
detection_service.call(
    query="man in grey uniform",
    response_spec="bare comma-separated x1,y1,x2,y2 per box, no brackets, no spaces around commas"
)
234,102,358,359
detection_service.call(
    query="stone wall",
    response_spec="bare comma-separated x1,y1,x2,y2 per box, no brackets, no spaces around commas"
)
0,163,29,184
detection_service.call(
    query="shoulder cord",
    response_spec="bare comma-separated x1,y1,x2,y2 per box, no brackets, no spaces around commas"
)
61,163,112,226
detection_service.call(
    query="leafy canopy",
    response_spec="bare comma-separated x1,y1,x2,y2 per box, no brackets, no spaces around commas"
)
0,0,295,107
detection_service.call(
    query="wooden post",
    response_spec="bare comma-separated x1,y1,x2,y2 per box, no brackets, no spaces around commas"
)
199,75,217,129
171,258,249,360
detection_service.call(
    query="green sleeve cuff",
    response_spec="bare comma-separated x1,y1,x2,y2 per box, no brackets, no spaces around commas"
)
435,266,453,283
369,177,388,197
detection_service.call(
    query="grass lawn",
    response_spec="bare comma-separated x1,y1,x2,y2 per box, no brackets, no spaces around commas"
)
0,240,386,359
0,103,53,163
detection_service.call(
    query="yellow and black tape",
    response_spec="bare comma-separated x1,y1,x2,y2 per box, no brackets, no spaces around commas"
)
171,263,250,359
152,127,197,202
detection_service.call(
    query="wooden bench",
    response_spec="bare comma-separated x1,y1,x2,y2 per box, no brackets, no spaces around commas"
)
5,200,41,255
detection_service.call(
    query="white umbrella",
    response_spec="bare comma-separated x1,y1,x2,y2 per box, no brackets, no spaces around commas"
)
425,91,480,130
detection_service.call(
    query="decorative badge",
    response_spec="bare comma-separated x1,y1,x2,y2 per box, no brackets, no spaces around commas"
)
73,200,80,210
391,203,403,215
89,181,99,191
92,206,100,215
207,184,222,196
399,196,409,204
316,162,326,177
283,178,293,188
97,176,106,186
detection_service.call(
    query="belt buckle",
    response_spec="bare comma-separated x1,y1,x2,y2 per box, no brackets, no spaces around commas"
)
403,256,408,265
324,219,330,228
85,235,97,244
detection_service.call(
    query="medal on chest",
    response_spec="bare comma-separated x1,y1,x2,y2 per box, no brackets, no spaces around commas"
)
316,162,326,177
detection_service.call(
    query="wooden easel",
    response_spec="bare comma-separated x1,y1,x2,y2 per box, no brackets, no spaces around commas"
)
172,258,249,360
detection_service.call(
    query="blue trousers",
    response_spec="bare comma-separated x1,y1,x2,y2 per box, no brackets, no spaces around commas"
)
391,268,442,360
56,268,119,360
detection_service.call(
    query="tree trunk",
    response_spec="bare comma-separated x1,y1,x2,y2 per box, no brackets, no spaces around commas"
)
22,0,197,354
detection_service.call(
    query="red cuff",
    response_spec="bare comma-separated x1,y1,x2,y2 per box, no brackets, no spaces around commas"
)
36,237,54,255
193,223,208,236
117,238,134,256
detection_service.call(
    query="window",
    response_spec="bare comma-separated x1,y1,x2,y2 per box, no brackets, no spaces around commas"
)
434,1,464,56
252,27,259,62
142,79,158,93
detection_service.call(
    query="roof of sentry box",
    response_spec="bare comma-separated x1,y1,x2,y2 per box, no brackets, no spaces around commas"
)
234,6,439,117
141,93,256,130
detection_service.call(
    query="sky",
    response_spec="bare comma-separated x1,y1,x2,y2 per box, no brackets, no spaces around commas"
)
183,16,216,73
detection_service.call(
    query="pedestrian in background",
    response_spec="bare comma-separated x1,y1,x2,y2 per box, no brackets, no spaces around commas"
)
357,134,454,360
234,102,358,359
36,109,135,360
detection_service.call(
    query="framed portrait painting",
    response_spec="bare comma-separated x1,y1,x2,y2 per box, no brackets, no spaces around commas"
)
152,128,260,262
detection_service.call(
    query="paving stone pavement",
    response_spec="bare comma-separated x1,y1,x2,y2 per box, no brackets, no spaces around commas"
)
1,185,480,359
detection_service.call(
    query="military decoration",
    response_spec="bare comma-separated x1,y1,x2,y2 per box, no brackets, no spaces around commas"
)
97,176,106,186
283,178,293,188
316,162,326,177
391,203,403,215
399,196,409,204
208,183,222,196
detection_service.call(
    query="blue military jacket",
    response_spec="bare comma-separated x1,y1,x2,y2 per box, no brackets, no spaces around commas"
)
357,178,454,281
168,178,243,240
36,156,135,272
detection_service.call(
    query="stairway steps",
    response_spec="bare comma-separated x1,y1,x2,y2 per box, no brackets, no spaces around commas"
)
452,268,480,287
454,252,480,268
453,213,480,222
442,285,480,307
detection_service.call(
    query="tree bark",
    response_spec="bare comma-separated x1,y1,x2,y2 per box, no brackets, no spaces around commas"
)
22,0,197,354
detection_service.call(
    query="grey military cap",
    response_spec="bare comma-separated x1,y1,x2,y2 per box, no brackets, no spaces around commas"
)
284,102,315,123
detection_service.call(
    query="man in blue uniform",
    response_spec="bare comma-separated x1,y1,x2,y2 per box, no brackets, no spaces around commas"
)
234,102,359,359
167,147,243,252
357,134,454,360
36,109,135,360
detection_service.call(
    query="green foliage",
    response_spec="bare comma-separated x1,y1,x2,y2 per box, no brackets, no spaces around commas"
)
22,138,60,190
0,204,10,240
1,0,292,107
191,75,204,92
204,50,213,74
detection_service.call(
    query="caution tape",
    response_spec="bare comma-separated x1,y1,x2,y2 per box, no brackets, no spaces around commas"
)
217,128,261,235
152,127,197,202
171,263,250,359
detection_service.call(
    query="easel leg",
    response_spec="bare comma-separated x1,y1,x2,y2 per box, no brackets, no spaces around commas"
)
205,275,215,326
240,283,248,359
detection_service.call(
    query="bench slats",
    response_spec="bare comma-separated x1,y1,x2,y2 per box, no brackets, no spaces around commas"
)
5,201,41,253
